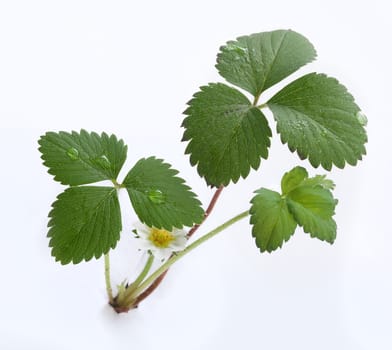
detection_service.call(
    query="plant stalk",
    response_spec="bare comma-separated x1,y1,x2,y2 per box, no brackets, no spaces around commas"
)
256,102,267,109
131,210,249,298
122,253,155,306
132,185,224,306
131,253,155,289
104,253,114,304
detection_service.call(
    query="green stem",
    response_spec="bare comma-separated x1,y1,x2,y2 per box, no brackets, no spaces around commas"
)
111,179,124,189
252,95,261,106
256,102,267,109
131,210,249,298
121,253,155,306
131,253,155,288
104,253,114,303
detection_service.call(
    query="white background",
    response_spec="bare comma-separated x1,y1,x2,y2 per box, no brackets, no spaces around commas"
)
0,0,391,349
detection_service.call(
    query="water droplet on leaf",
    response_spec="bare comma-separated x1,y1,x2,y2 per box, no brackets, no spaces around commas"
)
356,111,368,126
147,189,166,204
92,155,111,169
66,147,79,160
226,43,248,55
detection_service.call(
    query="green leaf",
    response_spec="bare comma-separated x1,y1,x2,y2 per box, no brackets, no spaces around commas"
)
301,175,335,190
250,188,297,253
123,157,204,230
216,29,316,97
281,166,308,195
38,130,127,185
182,83,271,187
281,166,335,195
268,73,367,170
250,167,338,252
286,184,337,243
280,166,337,242
48,187,122,264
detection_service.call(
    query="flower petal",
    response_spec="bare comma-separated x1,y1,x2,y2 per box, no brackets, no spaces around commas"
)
150,247,172,260
172,228,187,237
170,236,187,251
137,238,154,250
133,222,150,238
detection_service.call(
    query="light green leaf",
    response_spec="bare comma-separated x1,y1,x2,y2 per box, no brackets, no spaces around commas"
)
38,130,127,185
251,167,338,252
301,175,335,190
48,187,122,264
281,166,308,195
286,185,337,243
182,83,271,187
123,157,204,230
250,188,297,253
268,73,367,170
216,29,316,97
281,166,335,195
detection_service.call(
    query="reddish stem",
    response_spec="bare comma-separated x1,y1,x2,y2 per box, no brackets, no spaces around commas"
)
187,185,224,238
132,185,224,307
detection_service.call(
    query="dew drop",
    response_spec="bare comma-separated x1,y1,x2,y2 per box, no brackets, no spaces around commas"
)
356,111,368,126
147,189,166,204
92,155,111,169
226,43,248,55
66,147,79,160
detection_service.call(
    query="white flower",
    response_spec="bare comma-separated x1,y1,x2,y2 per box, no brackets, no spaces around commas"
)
133,222,187,260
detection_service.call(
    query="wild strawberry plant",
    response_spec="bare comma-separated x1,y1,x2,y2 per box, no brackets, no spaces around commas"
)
38,29,367,313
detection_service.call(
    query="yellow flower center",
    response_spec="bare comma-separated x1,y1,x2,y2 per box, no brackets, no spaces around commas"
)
148,228,175,248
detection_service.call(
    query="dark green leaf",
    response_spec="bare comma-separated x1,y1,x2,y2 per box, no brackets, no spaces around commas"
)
48,187,122,264
123,157,204,230
38,130,127,185
250,188,297,253
268,73,367,170
216,29,316,97
182,83,271,187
